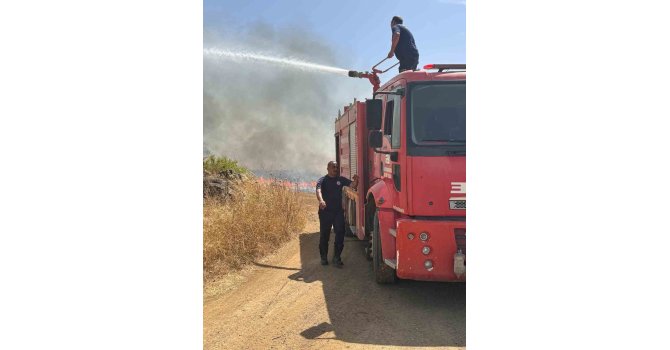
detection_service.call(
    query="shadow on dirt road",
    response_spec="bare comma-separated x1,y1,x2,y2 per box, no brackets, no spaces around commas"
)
288,232,466,347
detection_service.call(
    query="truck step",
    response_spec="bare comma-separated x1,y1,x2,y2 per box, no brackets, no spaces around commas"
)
384,258,397,269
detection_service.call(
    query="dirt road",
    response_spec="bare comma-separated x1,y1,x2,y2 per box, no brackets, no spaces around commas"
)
204,194,465,349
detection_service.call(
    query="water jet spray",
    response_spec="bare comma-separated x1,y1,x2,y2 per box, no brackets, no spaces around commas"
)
203,47,350,76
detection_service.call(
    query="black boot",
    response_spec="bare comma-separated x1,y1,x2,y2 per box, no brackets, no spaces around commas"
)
320,257,329,265
332,256,344,267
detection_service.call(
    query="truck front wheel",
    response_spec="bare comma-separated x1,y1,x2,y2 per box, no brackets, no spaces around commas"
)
373,209,397,284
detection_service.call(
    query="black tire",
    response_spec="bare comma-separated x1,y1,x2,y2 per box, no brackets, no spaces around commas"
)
373,210,397,284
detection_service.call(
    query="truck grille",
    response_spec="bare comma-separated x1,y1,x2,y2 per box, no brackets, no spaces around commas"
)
449,200,466,210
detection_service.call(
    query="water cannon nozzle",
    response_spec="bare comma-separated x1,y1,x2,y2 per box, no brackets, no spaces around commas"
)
347,69,380,92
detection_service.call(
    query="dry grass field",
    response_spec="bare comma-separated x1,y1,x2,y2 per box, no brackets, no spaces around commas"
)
203,180,308,282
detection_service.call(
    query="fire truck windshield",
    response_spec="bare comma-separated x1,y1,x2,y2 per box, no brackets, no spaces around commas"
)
408,82,466,153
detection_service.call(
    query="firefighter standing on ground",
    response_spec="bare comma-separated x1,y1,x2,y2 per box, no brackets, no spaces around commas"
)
316,161,359,267
387,16,420,72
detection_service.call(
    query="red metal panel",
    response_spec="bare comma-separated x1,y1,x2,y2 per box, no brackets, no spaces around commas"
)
340,124,350,179
408,156,466,216
355,101,367,237
378,71,466,92
335,101,363,180
367,180,392,210
395,219,466,282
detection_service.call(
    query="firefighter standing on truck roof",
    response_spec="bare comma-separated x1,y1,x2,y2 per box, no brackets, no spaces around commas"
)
316,161,359,267
387,16,420,73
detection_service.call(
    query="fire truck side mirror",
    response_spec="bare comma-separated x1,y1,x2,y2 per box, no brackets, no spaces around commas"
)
368,130,383,149
365,99,383,130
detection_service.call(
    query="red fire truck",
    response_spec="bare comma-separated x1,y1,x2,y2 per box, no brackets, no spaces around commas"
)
336,63,465,283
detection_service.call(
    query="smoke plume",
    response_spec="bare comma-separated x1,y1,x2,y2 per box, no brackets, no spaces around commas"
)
204,22,369,179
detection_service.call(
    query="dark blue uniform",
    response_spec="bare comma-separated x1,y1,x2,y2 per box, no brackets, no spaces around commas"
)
316,175,352,260
392,24,419,72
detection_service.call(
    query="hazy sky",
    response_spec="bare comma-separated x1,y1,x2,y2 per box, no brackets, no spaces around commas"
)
203,0,465,177
204,0,465,73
